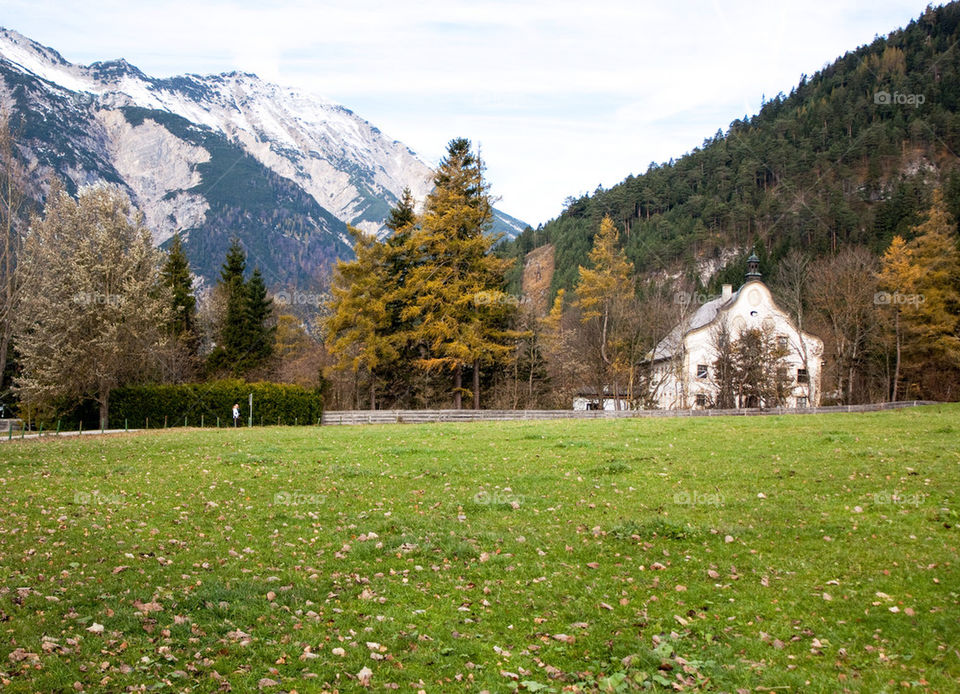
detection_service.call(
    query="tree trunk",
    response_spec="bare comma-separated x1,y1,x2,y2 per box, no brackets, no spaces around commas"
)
528,357,534,403
453,365,462,409
472,359,480,410
892,309,901,402
99,389,109,430
369,380,376,411
0,323,9,393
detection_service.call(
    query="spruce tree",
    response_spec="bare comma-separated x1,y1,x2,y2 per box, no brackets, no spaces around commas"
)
208,239,248,375
243,267,275,369
161,234,197,340
386,188,416,233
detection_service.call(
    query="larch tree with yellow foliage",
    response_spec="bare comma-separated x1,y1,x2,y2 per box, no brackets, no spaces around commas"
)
574,216,636,409
878,189,960,400
325,143,520,410
325,225,398,409
401,138,518,409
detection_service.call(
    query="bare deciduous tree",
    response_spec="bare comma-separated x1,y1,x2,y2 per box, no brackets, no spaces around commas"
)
808,247,878,404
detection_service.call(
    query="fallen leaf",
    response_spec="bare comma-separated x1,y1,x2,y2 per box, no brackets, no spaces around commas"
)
356,666,373,687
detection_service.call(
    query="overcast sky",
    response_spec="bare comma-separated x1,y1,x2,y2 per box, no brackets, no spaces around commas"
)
2,0,936,226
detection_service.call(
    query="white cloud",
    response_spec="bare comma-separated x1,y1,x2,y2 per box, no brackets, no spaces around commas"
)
2,0,934,224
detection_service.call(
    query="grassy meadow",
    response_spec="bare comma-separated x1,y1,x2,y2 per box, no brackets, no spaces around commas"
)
0,405,958,692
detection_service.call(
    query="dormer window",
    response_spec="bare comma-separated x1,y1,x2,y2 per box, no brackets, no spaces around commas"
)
696,364,708,379
777,336,789,351
797,368,809,384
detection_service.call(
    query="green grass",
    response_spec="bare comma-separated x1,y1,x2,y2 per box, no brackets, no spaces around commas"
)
1,405,958,692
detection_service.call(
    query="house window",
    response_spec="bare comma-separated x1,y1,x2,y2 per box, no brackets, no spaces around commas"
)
777,336,789,351
797,368,809,384
797,396,808,408
696,364,708,379
695,394,707,407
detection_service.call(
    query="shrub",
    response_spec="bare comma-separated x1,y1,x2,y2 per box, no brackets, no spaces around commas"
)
109,380,324,428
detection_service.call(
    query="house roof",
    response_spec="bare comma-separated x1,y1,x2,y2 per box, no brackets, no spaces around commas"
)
649,287,741,362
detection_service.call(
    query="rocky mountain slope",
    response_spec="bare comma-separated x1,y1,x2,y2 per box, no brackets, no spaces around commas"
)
0,28,526,288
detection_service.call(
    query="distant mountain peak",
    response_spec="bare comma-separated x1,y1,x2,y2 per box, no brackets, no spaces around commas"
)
86,57,148,82
0,27,527,289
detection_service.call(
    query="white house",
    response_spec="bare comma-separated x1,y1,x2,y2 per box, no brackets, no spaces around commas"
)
647,254,823,410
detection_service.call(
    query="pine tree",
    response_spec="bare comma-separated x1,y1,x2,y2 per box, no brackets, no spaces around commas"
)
207,240,273,377
386,188,417,233
161,234,198,342
380,190,424,407
326,226,398,409
217,239,248,373
159,234,199,382
879,189,960,399
403,138,516,408
242,267,275,370
574,216,636,408
876,235,917,400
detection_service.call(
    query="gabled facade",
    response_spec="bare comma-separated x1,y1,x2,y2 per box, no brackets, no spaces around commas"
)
647,256,823,410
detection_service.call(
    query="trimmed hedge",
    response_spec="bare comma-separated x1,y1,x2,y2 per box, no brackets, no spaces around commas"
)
109,380,324,428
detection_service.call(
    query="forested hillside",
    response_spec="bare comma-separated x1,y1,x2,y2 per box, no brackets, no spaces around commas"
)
502,3,960,296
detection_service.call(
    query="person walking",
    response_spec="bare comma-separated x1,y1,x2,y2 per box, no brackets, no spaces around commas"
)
232,403,240,427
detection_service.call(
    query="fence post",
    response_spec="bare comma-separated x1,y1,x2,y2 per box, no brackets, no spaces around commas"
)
124,419,128,432
184,415,188,428
146,417,149,430
201,414,204,428
56,419,61,436
216,416,220,428
7,421,12,440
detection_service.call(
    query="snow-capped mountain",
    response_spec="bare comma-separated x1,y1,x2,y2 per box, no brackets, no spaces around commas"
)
0,28,527,288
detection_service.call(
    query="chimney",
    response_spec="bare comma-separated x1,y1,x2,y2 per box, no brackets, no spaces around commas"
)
722,284,732,301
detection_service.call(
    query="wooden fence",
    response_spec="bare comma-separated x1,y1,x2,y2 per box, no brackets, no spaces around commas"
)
321,400,939,426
